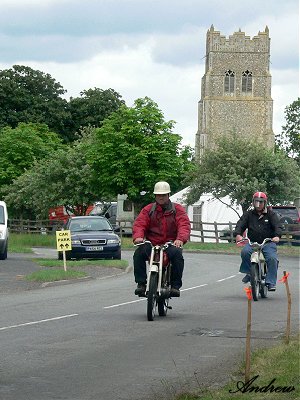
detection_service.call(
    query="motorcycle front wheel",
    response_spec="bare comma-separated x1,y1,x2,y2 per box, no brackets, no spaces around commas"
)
147,272,158,321
260,263,268,298
250,262,260,301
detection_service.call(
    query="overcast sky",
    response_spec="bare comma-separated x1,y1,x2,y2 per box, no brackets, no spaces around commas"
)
0,0,298,146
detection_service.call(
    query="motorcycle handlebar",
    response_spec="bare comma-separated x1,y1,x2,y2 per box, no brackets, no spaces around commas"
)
134,240,174,248
236,237,273,247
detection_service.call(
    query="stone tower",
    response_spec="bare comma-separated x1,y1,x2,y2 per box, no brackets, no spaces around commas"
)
195,25,274,161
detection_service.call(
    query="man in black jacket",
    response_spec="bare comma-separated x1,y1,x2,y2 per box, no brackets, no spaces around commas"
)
234,192,282,291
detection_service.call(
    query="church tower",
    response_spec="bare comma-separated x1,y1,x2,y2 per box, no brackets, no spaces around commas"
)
195,26,274,161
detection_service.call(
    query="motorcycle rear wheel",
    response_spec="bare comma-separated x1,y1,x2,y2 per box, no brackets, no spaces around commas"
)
158,298,168,316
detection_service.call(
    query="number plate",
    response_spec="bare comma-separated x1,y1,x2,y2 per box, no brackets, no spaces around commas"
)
86,246,103,251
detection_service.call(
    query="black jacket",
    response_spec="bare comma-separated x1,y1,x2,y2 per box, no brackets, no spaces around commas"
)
234,208,282,243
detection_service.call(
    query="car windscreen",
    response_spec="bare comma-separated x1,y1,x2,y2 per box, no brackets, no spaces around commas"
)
69,218,112,231
0,206,4,224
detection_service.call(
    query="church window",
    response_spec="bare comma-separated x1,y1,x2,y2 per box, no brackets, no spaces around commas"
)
224,70,235,93
242,70,252,93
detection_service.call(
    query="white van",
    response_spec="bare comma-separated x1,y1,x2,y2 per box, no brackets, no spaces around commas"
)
116,194,135,235
0,201,8,259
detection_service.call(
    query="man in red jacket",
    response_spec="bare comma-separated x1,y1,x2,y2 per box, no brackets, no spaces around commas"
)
133,181,191,297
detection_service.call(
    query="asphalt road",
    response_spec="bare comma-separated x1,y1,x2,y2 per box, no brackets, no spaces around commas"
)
0,251,299,400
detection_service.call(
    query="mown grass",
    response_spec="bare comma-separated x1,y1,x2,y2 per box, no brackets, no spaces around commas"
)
9,232,56,253
8,233,299,257
32,258,128,269
25,269,87,282
175,336,299,400
25,258,129,282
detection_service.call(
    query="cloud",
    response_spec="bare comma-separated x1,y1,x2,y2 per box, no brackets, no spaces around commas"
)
0,0,298,147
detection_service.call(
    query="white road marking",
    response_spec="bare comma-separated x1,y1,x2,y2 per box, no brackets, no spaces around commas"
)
104,275,236,309
104,284,208,309
217,275,237,282
0,314,78,331
104,298,146,309
181,284,208,292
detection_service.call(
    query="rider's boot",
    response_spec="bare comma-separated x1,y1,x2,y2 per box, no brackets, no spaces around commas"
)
242,274,251,283
135,283,146,297
170,287,180,297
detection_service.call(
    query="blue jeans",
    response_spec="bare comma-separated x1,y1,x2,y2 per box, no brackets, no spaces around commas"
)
239,242,278,285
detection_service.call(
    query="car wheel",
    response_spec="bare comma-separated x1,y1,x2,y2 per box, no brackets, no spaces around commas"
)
292,235,300,246
0,243,8,260
113,252,121,260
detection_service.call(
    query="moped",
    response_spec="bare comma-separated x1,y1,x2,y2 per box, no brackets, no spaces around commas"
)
136,241,174,321
238,237,273,301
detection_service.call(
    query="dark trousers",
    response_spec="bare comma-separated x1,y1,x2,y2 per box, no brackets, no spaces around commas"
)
133,243,184,289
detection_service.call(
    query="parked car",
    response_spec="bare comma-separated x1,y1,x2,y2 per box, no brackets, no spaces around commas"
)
271,205,300,244
0,201,9,260
58,216,121,260
219,227,236,242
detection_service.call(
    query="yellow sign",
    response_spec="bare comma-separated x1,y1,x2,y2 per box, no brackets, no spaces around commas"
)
56,230,72,251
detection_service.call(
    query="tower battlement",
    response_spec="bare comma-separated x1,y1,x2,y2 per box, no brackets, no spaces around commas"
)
207,25,270,54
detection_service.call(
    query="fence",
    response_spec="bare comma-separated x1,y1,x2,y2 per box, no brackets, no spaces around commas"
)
189,221,300,246
8,218,300,246
8,219,64,234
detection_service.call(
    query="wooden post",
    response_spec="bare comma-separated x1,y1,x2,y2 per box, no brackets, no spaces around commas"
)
229,221,233,243
63,250,67,272
244,286,252,383
199,222,204,243
214,222,219,244
281,271,291,344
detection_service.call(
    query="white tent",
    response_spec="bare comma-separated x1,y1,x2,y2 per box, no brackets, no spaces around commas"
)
170,187,242,242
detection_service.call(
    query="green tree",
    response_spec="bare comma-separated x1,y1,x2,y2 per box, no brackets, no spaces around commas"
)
84,97,194,207
68,88,125,134
275,98,300,166
3,145,99,219
0,65,71,141
186,133,300,212
0,123,63,196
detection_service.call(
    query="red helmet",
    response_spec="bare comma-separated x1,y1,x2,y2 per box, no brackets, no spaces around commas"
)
252,191,267,207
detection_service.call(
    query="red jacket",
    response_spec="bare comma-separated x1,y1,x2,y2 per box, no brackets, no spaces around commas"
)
133,202,191,245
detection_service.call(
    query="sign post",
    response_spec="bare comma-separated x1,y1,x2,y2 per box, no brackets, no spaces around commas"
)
56,230,72,272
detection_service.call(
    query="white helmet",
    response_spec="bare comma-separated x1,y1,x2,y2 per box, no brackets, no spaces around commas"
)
153,181,171,194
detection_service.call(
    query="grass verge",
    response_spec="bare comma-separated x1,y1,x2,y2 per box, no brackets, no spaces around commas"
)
25,258,129,282
9,233,55,253
175,336,299,400
25,269,87,282
31,258,128,269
